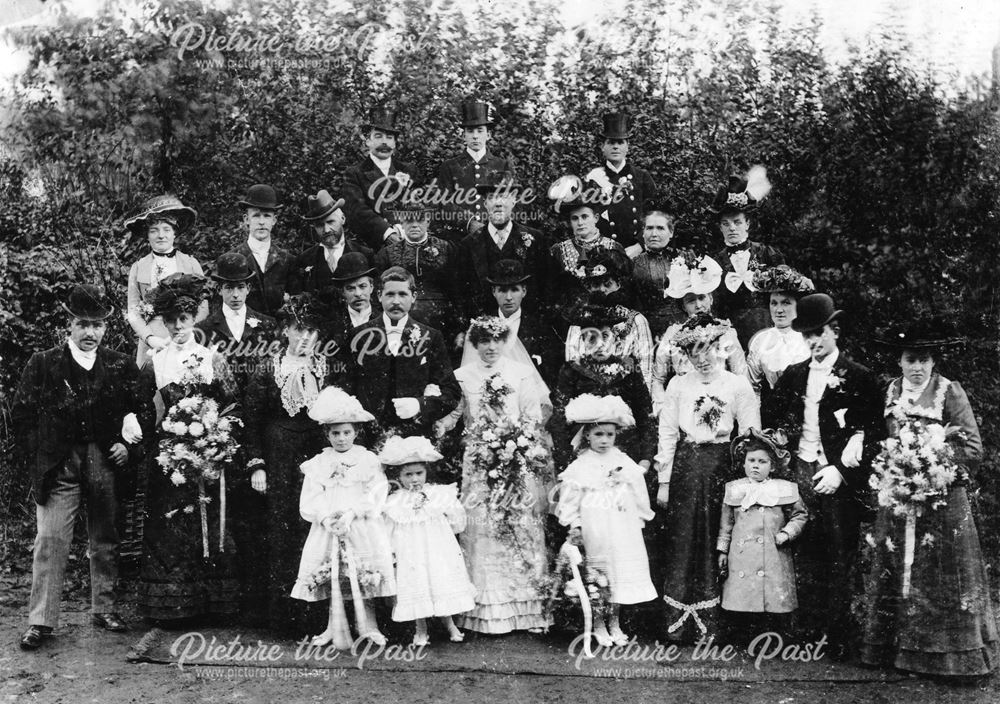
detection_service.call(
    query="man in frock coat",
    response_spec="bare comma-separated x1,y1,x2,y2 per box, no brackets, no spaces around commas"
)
229,184,294,318
763,293,884,656
12,285,153,649
342,266,460,437
321,252,380,384
343,108,421,251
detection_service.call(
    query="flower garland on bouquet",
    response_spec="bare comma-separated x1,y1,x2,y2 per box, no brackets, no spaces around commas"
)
156,353,241,557
543,541,613,656
869,416,963,596
465,372,549,570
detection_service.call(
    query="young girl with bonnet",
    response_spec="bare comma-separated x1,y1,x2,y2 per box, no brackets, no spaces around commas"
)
379,435,476,646
290,386,396,648
557,393,656,646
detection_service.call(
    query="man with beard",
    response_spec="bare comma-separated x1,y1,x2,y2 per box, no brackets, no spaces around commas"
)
456,177,547,318
436,100,516,240
13,285,152,649
342,266,460,438
343,108,420,251
229,184,293,318
288,189,373,298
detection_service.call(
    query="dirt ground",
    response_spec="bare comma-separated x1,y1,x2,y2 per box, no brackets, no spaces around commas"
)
2,576,999,704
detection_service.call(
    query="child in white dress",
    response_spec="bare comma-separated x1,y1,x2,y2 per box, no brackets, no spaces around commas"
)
558,394,657,646
290,387,397,648
380,436,476,646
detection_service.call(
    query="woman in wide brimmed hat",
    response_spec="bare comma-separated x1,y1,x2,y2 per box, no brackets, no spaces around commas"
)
860,317,998,677
124,194,206,366
745,265,814,402
241,292,340,633
653,313,760,644
136,273,242,624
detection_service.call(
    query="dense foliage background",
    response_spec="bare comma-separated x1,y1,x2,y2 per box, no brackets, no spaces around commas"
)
1,0,997,580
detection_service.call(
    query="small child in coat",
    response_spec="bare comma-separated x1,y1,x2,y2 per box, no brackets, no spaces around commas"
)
291,387,397,649
380,436,476,646
557,394,657,647
718,428,807,642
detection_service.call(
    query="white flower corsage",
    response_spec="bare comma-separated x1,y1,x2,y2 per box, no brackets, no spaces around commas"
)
304,265,314,273
521,232,534,248
423,384,441,397
826,372,845,390
247,317,260,328
395,172,412,186
408,327,422,346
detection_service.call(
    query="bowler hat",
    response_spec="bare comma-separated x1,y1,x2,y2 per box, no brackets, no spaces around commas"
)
123,194,197,237
486,259,531,286
875,316,964,351
791,293,842,334
302,189,346,222
361,107,401,135
211,252,254,283
330,252,376,283
238,184,283,211
600,112,631,140
62,284,114,321
461,100,497,128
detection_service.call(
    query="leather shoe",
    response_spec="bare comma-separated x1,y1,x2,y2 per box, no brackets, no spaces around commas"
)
92,613,127,632
19,625,52,650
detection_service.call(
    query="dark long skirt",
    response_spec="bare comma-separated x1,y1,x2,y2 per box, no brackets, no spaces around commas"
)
661,441,731,644
862,486,999,676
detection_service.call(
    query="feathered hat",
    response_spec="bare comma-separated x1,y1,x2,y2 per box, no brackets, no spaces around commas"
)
379,435,444,465
548,174,612,218
709,166,772,214
663,251,723,299
731,428,791,471
308,386,376,425
145,273,206,317
670,313,733,351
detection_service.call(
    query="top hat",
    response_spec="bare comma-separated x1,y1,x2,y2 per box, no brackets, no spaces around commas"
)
361,107,401,135
600,112,631,140
330,252,376,283
875,316,965,351
211,252,254,283
302,189,346,222
548,174,612,217
238,184,283,211
486,259,531,286
791,293,843,334
461,100,497,128
123,195,197,237
62,284,114,321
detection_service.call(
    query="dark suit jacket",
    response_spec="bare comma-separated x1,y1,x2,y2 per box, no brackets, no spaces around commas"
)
436,150,515,239
232,242,294,318
195,307,277,391
514,313,564,390
590,161,658,249
341,317,460,433
286,239,374,297
457,222,549,317
763,353,885,494
11,345,154,504
343,156,420,251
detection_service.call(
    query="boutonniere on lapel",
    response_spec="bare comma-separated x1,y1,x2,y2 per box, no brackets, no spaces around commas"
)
304,265,314,274
514,231,534,258
137,301,156,322
423,384,441,397
423,242,440,258
572,265,587,278
246,317,260,329
395,172,412,187
826,369,846,391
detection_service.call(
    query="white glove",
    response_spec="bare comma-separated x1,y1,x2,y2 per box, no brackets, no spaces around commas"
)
840,432,864,469
121,413,143,444
393,397,421,420
812,465,844,495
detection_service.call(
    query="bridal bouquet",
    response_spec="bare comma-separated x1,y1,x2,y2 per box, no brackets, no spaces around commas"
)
869,419,960,517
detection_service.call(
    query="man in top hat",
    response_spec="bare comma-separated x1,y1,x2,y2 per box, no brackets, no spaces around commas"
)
341,266,460,438
287,189,373,298
456,177,548,318
763,293,884,655
12,285,154,649
435,100,517,240
229,184,294,318
197,252,276,390
583,112,659,257
708,172,785,350
343,108,421,251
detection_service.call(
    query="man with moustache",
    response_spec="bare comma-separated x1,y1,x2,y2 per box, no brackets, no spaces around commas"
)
436,100,517,240
321,252,380,384
763,293,883,657
13,285,153,649
584,112,659,257
287,189,373,298
230,184,294,318
343,108,420,251
456,177,547,318
342,266,460,437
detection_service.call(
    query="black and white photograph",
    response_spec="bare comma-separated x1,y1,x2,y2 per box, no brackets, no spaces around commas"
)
0,0,998,701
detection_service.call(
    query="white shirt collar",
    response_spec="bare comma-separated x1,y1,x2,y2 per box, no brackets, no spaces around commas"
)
383,313,409,330
246,237,271,255
322,238,346,256
605,160,627,174
809,348,839,371
349,303,372,327
370,153,392,175
902,375,932,397
500,307,522,324
223,305,246,321
467,147,487,162
488,221,512,238
67,338,97,369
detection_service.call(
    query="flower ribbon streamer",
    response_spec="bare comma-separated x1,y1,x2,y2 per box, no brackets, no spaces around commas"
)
562,542,595,658
195,471,227,558
663,594,720,636
902,508,917,598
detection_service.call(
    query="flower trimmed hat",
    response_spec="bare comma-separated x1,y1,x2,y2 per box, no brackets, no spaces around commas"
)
752,265,814,295
670,313,733,351
124,194,197,237
548,174,612,218
467,315,511,345
875,315,965,351
562,297,634,330
663,251,723,299
145,273,206,317
565,393,635,429
731,428,791,471
308,386,376,424
708,166,771,215
379,435,444,465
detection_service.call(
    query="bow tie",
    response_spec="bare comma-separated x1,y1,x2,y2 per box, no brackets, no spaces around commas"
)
725,241,751,255
152,249,177,258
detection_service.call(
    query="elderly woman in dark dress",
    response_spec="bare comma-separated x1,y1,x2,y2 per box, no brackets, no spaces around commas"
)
631,203,688,338
243,294,337,635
